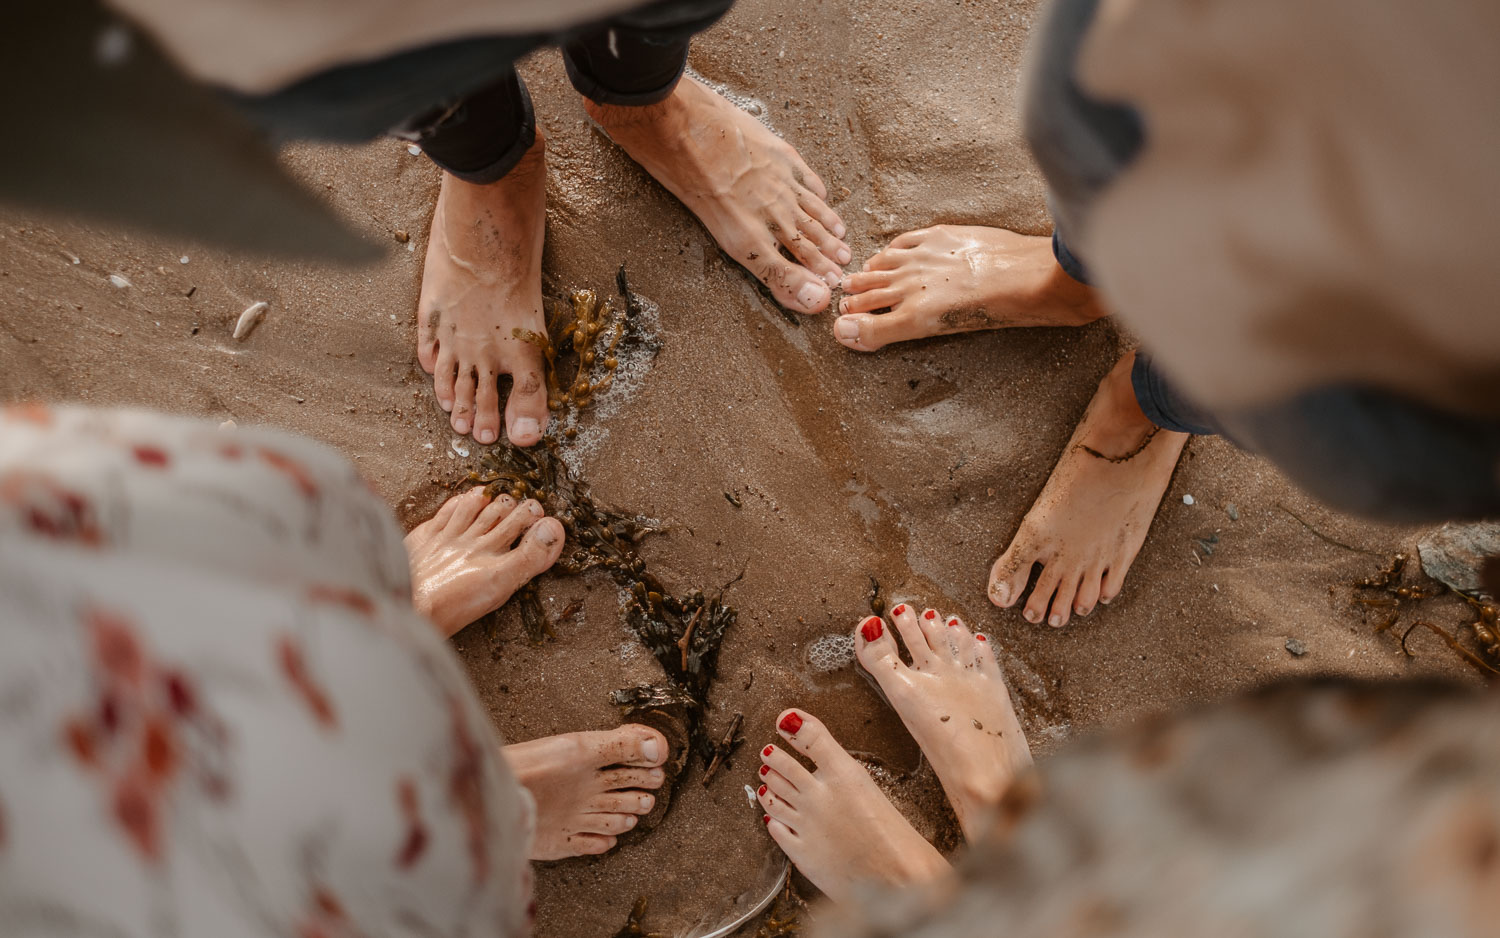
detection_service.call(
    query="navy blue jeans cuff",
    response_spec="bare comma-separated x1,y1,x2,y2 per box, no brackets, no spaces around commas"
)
1131,352,1220,436
1052,230,1093,285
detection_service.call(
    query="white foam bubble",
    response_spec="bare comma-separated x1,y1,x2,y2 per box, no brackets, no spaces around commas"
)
684,67,780,137
806,632,856,673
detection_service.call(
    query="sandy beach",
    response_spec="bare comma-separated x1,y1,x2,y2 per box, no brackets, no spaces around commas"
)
0,0,1484,934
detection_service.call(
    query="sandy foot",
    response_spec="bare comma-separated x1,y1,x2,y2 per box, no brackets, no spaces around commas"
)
504,724,669,860
585,76,850,315
757,709,948,904
835,225,1104,351
854,604,1033,840
417,137,551,446
989,352,1188,627
405,487,565,638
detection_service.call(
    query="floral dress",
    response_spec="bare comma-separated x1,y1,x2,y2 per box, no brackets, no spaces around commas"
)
0,404,534,938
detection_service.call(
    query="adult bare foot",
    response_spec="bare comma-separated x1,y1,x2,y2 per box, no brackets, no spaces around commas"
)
585,76,850,315
504,724,669,860
854,604,1032,841
989,352,1188,627
417,137,551,446
757,710,949,904
405,487,565,638
835,225,1104,352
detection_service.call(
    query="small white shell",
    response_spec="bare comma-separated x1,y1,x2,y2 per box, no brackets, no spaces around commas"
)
219,419,236,431
1182,494,1196,505
744,784,757,805
107,273,131,288
449,438,470,458
233,301,269,340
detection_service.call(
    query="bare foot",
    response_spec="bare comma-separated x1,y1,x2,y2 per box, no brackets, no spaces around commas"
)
854,603,1032,841
405,488,565,638
834,225,1104,352
504,724,669,860
585,76,850,315
757,709,948,904
989,352,1188,627
417,136,551,446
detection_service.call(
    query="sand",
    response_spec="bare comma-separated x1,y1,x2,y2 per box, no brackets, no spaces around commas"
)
0,0,1484,935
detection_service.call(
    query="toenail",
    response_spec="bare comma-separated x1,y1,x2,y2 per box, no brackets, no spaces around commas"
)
893,604,907,616
762,745,774,757
439,399,452,412
822,270,840,287
860,616,883,642
833,317,860,341
1100,597,1111,605
975,634,987,642
511,417,540,441
476,428,496,444
454,418,470,433
991,583,1010,604
778,712,803,735
796,282,826,310
625,815,637,829
1076,606,1089,616
924,609,937,620
763,815,770,825
758,784,767,797
641,736,661,764
759,764,770,776
1024,609,1040,623
1048,613,1061,627
837,246,852,264
833,221,846,238
948,617,960,627
641,795,654,811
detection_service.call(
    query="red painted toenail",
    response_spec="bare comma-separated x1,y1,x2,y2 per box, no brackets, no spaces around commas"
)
976,634,988,642
948,617,960,627
924,609,937,620
763,814,771,825
760,765,770,776
892,604,907,616
762,745,774,757
778,712,803,735
758,784,767,797
860,616,883,642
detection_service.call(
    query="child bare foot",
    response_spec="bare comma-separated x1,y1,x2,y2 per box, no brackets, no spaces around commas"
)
405,487,565,638
990,352,1188,627
854,604,1033,840
585,76,850,315
417,137,551,446
757,710,949,904
835,225,1104,352
504,725,669,860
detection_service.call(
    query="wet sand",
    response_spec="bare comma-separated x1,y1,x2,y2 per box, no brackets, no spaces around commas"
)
0,0,1484,935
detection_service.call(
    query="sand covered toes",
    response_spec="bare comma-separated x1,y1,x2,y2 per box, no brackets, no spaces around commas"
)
504,724,669,861
405,487,566,638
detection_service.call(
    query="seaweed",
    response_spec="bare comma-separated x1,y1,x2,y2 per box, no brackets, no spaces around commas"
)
612,897,666,938
754,879,808,937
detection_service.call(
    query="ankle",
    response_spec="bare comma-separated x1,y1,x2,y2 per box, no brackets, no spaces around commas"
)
1037,260,1107,325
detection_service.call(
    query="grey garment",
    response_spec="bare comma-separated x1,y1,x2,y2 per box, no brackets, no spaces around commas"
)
1021,0,1500,522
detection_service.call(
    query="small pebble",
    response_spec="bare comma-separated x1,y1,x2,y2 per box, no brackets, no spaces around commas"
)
219,420,236,431
394,230,409,244
1285,638,1308,657
1226,503,1239,521
179,256,189,264
407,144,422,156
107,274,131,289
1182,494,1195,505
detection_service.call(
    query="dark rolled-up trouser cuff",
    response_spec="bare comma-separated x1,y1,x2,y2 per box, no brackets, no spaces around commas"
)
1130,352,1221,436
398,70,536,185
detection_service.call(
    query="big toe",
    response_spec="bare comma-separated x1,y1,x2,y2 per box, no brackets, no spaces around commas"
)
593,724,670,768
775,709,851,770
988,543,1037,610
832,310,926,353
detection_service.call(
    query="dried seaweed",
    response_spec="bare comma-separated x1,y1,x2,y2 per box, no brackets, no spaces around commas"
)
613,897,666,938
754,878,808,937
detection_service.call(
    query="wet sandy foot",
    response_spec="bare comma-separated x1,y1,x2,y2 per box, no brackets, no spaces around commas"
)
585,77,850,315
504,724,669,860
854,604,1033,840
405,487,565,638
757,710,948,904
417,137,551,446
990,352,1188,627
835,225,1104,351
